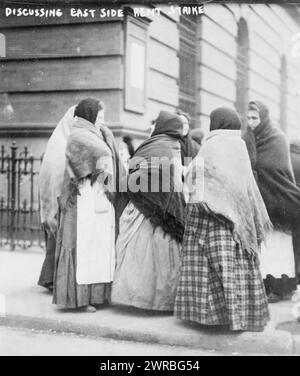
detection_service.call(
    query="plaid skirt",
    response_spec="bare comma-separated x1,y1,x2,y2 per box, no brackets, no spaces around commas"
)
174,204,270,332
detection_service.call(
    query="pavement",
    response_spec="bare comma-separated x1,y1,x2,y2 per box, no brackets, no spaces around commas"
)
0,326,223,356
1,249,300,355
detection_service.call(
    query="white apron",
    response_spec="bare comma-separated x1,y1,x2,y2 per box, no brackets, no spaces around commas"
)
260,230,295,279
76,179,115,285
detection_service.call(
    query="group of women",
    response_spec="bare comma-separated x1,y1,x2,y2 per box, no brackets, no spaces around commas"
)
38,97,300,332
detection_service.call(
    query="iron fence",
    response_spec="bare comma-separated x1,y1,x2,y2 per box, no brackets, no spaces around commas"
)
0,142,44,250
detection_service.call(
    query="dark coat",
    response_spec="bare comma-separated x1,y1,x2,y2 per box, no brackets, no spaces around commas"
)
290,142,300,188
243,101,300,231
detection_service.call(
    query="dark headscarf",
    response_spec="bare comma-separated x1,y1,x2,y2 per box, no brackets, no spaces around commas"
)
243,101,275,170
185,128,204,160
152,110,199,164
210,107,242,131
190,128,204,146
243,100,300,231
248,101,269,124
74,98,102,125
151,111,184,138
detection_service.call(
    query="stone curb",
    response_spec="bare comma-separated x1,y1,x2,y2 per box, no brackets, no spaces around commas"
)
0,314,295,355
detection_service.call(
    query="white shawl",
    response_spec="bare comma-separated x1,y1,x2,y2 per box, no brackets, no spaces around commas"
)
39,106,75,234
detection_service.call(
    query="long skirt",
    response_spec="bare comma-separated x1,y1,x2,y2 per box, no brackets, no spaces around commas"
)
260,230,297,298
38,230,56,289
174,204,270,332
53,195,111,309
111,202,181,311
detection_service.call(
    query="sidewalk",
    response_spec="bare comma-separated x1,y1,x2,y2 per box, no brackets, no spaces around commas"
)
0,249,300,355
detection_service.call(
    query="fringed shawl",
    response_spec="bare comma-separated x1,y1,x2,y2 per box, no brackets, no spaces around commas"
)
127,111,186,243
66,118,113,183
186,129,272,255
63,117,126,237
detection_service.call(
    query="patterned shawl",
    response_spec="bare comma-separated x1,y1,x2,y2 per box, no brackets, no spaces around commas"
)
186,129,272,255
127,111,186,243
67,118,111,176
64,116,126,237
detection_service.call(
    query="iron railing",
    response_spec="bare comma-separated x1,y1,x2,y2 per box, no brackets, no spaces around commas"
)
0,142,44,250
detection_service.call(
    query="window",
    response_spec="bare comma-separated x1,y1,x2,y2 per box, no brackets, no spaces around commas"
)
235,18,249,121
179,14,197,127
0,34,5,58
124,15,149,114
280,56,287,133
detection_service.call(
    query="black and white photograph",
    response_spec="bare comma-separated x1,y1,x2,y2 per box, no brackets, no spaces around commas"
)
1,0,300,358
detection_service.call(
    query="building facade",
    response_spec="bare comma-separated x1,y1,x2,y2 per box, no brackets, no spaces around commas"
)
194,2,300,136
0,2,300,150
1,2,300,248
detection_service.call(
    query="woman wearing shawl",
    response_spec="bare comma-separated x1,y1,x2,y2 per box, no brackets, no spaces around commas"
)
111,111,187,311
243,101,300,302
176,110,200,165
53,98,121,312
175,107,271,332
119,135,135,171
38,106,75,291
